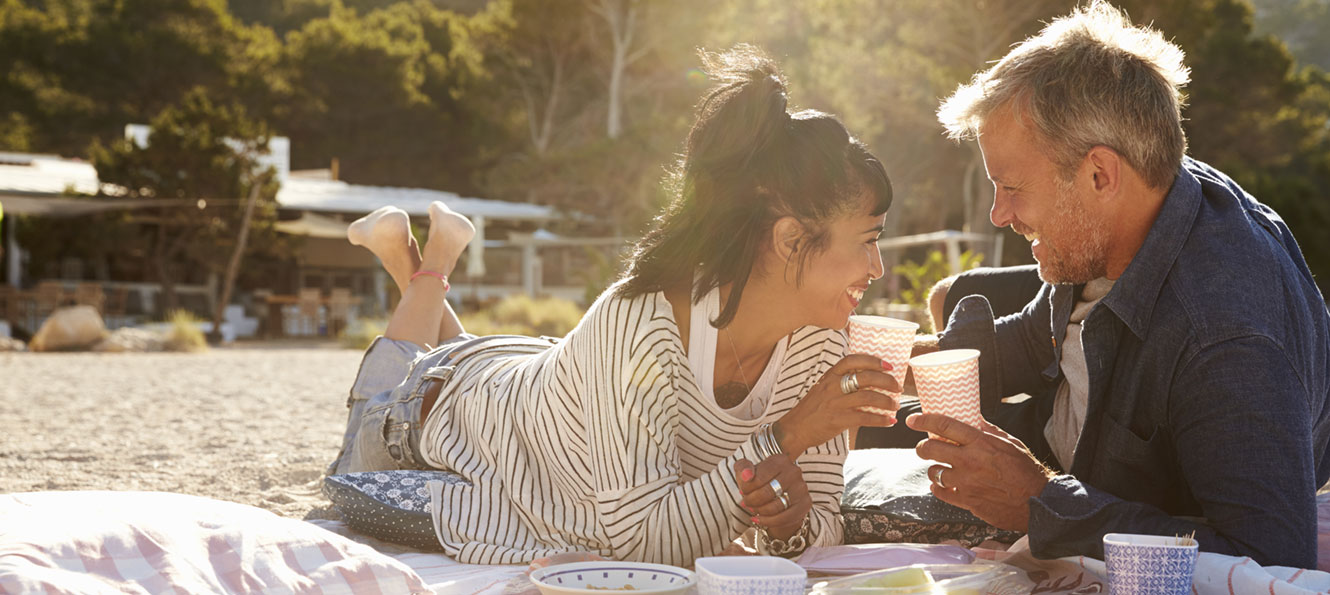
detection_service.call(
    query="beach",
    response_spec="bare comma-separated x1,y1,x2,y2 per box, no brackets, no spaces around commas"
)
0,342,364,520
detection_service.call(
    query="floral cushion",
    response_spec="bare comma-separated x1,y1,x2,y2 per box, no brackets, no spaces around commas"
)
841,449,1023,547
322,469,470,551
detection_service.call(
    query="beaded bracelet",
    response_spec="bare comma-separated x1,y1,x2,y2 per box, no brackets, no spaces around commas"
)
410,270,450,292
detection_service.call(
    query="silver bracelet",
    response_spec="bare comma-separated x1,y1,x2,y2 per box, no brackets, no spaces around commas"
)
753,423,783,460
755,515,811,557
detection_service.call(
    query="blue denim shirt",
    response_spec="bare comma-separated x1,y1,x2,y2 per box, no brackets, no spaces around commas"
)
939,158,1330,568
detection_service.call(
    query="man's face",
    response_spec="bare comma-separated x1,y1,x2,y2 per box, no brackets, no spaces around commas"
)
977,107,1109,284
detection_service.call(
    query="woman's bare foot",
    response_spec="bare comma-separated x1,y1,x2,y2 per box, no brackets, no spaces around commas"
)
420,201,475,277
347,206,421,294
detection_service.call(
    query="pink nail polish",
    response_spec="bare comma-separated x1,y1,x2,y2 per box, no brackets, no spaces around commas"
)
740,469,754,482
881,360,893,370
751,516,760,525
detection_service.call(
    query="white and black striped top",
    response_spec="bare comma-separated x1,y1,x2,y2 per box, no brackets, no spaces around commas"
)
419,283,848,565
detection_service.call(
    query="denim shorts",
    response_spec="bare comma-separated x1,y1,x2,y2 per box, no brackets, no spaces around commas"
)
329,334,477,476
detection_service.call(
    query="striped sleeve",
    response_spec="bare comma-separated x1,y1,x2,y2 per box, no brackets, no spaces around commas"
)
786,328,847,548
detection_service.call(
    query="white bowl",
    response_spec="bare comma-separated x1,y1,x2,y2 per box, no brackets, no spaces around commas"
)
695,556,807,595
530,561,697,595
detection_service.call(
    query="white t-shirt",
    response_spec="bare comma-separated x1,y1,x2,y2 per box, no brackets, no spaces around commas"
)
687,284,786,421
1045,277,1116,470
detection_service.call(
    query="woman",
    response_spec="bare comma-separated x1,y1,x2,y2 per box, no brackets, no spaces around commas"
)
331,45,900,565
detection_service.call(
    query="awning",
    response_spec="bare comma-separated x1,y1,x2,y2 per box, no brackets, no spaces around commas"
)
273,211,350,239
0,193,197,218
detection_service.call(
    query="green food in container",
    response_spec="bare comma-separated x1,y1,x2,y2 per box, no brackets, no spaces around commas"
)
809,563,1019,594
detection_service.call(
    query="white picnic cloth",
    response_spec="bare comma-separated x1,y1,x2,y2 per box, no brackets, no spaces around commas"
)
1073,552,1330,595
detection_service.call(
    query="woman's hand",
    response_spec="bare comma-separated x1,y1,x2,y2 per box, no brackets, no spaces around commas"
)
734,455,809,540
776,354,900,456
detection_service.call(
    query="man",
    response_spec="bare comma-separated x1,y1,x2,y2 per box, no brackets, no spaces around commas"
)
909,1,1330,568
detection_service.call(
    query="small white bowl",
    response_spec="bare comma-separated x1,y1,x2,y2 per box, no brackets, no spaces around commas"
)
530,561,697,595
695,556,807,595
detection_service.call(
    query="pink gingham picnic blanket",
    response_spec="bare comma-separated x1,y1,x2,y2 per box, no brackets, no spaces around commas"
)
0,491,431,594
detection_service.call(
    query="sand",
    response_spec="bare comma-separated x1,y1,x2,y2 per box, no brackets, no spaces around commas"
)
0,341,365,520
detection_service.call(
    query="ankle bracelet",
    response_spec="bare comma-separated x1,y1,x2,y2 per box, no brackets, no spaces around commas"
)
410,270,450,291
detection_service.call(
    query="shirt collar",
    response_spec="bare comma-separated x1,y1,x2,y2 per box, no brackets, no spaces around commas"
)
1099,158,1203,339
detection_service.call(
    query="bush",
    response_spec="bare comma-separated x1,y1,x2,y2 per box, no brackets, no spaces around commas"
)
337,295,584,350
892,249,984,333
339,316,387,351
460,294,582,338
164,309,208,352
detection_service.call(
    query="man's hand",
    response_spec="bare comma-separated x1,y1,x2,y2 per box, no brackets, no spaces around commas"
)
907,413,1055,532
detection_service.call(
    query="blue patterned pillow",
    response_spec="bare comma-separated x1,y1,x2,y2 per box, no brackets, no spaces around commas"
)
322,470,469,551
841,449,1023,547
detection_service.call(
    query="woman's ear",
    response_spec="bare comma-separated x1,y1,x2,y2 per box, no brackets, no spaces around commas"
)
771,216,805,264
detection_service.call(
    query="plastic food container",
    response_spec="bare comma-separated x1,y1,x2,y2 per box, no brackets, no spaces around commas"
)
695,556,807,595
808,563,1018,594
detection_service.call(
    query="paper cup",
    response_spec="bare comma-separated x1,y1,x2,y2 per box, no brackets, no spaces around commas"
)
907,349,983,432
1103,533,1199,595
846,315,919,415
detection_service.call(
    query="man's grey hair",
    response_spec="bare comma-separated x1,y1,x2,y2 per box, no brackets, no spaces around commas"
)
938,0,1190,190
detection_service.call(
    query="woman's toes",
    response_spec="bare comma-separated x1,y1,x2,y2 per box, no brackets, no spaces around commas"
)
347,206,411,250
427,201,476,250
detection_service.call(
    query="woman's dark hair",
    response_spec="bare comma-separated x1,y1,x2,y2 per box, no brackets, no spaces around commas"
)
617,44,892,328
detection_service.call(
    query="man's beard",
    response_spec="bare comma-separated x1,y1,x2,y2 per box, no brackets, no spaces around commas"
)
1034,180,1110,285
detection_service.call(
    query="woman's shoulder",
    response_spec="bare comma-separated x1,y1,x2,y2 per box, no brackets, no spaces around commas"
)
568,280,681,348
782,325,847,371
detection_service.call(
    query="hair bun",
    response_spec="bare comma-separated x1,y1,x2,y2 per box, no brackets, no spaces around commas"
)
689,45,791,173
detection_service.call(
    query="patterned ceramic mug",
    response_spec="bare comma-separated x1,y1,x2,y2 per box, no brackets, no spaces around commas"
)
1103,533,1199,595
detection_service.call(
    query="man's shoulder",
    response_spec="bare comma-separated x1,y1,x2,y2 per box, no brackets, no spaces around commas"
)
1161,160,1326,347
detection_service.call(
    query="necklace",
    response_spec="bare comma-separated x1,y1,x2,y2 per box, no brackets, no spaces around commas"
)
725,327,750,388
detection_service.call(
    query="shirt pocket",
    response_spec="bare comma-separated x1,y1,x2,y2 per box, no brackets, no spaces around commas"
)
1097,416,1170,502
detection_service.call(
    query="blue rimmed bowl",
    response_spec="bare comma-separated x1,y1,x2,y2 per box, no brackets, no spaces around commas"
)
530,561,698,594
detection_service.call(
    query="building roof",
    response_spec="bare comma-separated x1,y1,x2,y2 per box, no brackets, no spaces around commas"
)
0,152,559,222
278,178,557,222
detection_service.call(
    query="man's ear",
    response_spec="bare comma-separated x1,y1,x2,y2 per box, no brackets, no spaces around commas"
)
771,216,805,264
1085,145,1122,201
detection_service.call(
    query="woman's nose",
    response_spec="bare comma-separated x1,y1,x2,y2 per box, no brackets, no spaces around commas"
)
868,244,885,280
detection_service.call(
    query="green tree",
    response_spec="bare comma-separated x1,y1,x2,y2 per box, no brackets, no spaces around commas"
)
0,0,281,156
280,0,492,191
89,89,282,315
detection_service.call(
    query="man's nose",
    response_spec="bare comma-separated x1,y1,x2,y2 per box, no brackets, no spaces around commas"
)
990,188,1013,228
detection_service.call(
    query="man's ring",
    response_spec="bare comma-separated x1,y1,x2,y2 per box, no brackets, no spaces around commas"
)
932,467,948,489
777,492,790,508
768,478,784,497
839,372,860,395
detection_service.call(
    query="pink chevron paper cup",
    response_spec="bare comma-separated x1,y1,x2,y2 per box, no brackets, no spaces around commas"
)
908,348,983,438
846,315,919,414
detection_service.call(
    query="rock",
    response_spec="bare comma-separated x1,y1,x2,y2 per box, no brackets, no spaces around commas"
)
30,306,108,352
93,328,166,353
0,336,26,352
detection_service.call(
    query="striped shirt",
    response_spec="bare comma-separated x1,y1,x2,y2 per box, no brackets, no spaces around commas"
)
419,284,848,565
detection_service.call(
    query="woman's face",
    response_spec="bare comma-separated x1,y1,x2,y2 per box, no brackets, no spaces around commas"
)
790,202,887,329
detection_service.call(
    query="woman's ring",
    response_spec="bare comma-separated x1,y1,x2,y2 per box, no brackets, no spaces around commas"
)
777,492,790,508
931,467,948,489
768,478,784,497
839,372,860,395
